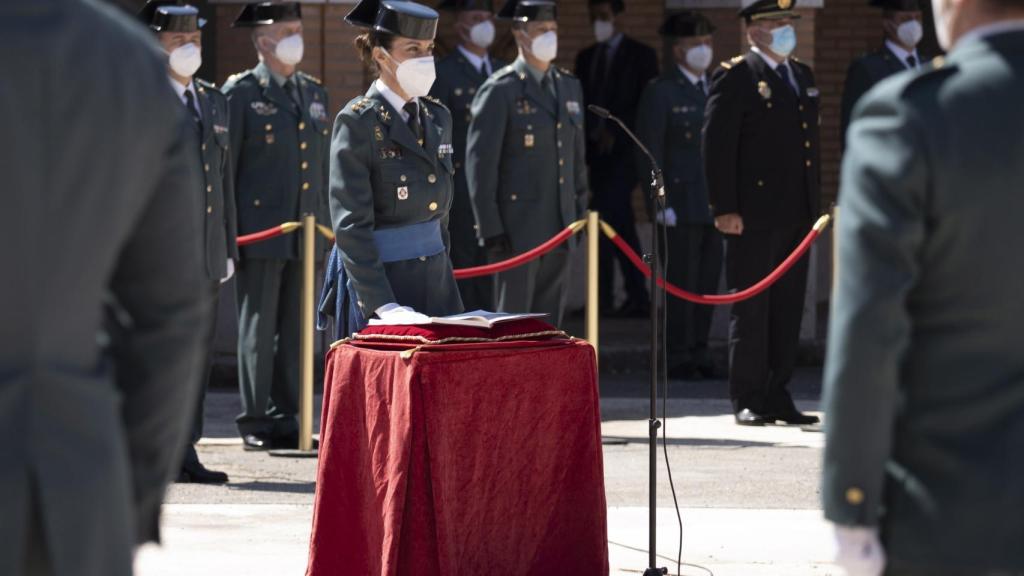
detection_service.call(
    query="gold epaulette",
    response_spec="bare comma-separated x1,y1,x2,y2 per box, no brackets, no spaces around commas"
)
300,71,323,85
557,66,575,77
350,97,373,112
720,55,744,70
421,94,443,107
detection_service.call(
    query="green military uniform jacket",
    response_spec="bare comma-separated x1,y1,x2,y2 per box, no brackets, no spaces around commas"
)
824,30,1024,572
635,65,712,224
330,84,462,319
466,58,589,253
194,79,239,279
430,49,506,255
840,44,917,144
223,62,330,260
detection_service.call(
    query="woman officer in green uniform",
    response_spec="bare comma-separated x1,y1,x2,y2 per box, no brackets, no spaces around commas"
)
319,0,464,338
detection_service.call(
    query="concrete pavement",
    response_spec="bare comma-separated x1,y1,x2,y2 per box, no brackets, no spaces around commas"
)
138,370,840,575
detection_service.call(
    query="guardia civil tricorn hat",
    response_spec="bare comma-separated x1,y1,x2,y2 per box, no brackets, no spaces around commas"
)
436,0,495,12
659,10,715,37
588,0,625,15
232,2,303,28
497,0,557,22
138,0,206,32
738,0,801,21
346,0,440,40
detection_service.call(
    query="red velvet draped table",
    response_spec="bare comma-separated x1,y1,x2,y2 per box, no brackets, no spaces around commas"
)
305,323,609,576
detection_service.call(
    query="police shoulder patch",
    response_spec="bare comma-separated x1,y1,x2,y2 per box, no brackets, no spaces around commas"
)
299,71,323,85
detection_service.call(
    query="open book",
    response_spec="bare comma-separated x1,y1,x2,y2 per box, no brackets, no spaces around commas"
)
368,310,548,329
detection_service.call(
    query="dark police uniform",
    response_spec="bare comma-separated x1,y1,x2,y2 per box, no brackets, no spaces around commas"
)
1,0,210,572
224,2,330,443
703,0,820,423
318,0,462,338
466,0,588,326
138,0,237,483
824,27,1024,574
430,0,505,311
635,11,722,377
840,0,925,144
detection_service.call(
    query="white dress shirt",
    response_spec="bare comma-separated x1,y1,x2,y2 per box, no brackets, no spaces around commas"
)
375,78,418,121
751,46,800,94
169,77,201,119
457,44,493,76
678,64,707,94
884,39,921,69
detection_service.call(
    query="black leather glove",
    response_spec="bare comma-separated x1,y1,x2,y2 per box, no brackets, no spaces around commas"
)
483,233,512,255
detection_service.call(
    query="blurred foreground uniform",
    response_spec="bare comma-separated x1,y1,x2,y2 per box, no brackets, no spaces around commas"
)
0,0,209,574
824,25,1024,575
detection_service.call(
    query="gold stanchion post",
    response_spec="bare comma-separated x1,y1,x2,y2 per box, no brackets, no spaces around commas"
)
298,214,316,452
586,211,600,356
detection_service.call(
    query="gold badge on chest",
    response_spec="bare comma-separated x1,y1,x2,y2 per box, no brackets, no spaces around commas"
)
758,80,772,100
524,133,535,148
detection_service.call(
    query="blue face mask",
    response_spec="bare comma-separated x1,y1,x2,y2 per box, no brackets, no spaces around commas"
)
769,24,797,57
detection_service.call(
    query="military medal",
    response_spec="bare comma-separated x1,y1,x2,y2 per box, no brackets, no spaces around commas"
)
265,134,275,144
758,81,771,100
807,87,820,98
251,102,278,116
524,133,535,148
213,124,228,134
309,102,327,121
374,125,384,141
397,186,409,200
566,100,581,115
454,88,463,97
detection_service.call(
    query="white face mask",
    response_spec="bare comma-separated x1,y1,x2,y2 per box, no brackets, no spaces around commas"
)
685,44,713,73
469,20,496,49
387,51,437,98
169,42,202,78
896,19,924,48
932,0,950,50
529,30,558,63
273,33,304,65
593,19,614,43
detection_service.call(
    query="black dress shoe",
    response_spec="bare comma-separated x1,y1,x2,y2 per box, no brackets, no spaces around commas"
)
773,410,820,426
180,461,229,484
270,432,320,450
243,433,271,451
735,408,774,426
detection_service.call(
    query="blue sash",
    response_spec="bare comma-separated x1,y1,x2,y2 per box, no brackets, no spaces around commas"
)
317,220,445,339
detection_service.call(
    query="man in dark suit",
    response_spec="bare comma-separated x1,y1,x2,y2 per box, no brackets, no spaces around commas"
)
840,0,925,143
703,0,820,426
0,0,210,573
824,0,1024,573
636,11,722,380
224,2,330,451
139,0,236,484
574,0,657,317
431,0,505,311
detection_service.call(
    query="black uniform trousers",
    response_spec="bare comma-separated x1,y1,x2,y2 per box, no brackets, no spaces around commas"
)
725,227,808,414
590,161,648,311
235,259,302,438
665,223,723,369
181,281,221,468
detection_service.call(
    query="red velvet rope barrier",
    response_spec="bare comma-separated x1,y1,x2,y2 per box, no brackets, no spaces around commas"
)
236,222,302,246
453,220,587,280
604,214,831,305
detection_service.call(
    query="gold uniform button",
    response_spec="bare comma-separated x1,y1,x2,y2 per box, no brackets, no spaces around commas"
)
428,201,438,211
298,121,306,130
757,180,765,187
206,206,213,214
206,184,213,193
558,159,564,166
806,160,813,167
802,122,808,129
558,177,565,184
511,194,518,201
302,182,310,191
254,199,261,207
799,105,805,111
265,124,273,131
201,143,207,151
400,175,408,182
323,129,329,136
557,140,563,148
428,174,437,184
300,142,308,150
846,488,865,506
805,141,811,148
204,163,210,172
556,122,562,129
419,256,428,262
302,161,309,170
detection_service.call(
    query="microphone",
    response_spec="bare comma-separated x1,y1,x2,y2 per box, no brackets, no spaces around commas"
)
586,104,664,198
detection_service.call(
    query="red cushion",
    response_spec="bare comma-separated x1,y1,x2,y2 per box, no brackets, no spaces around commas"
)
354,318,564,344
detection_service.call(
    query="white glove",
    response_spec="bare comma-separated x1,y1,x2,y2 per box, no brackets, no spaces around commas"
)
833,525,886,576
220,258,236,284
656,207,678,227
374,303,431,325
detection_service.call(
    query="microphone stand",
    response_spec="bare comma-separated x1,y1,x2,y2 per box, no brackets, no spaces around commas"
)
588,105,668,576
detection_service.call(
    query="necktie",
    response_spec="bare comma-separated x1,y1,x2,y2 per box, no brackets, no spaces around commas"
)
183,89,201,131
403,101,423,147
479,59,488,77
283,78,301,112
777,63,798,95
906,55,917,69
541,74,556,100
696,79,706,96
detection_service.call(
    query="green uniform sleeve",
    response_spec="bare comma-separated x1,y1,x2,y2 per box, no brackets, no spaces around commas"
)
466,79,509,240
329,112,395,315
823,87,928,527
222,98,240,260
